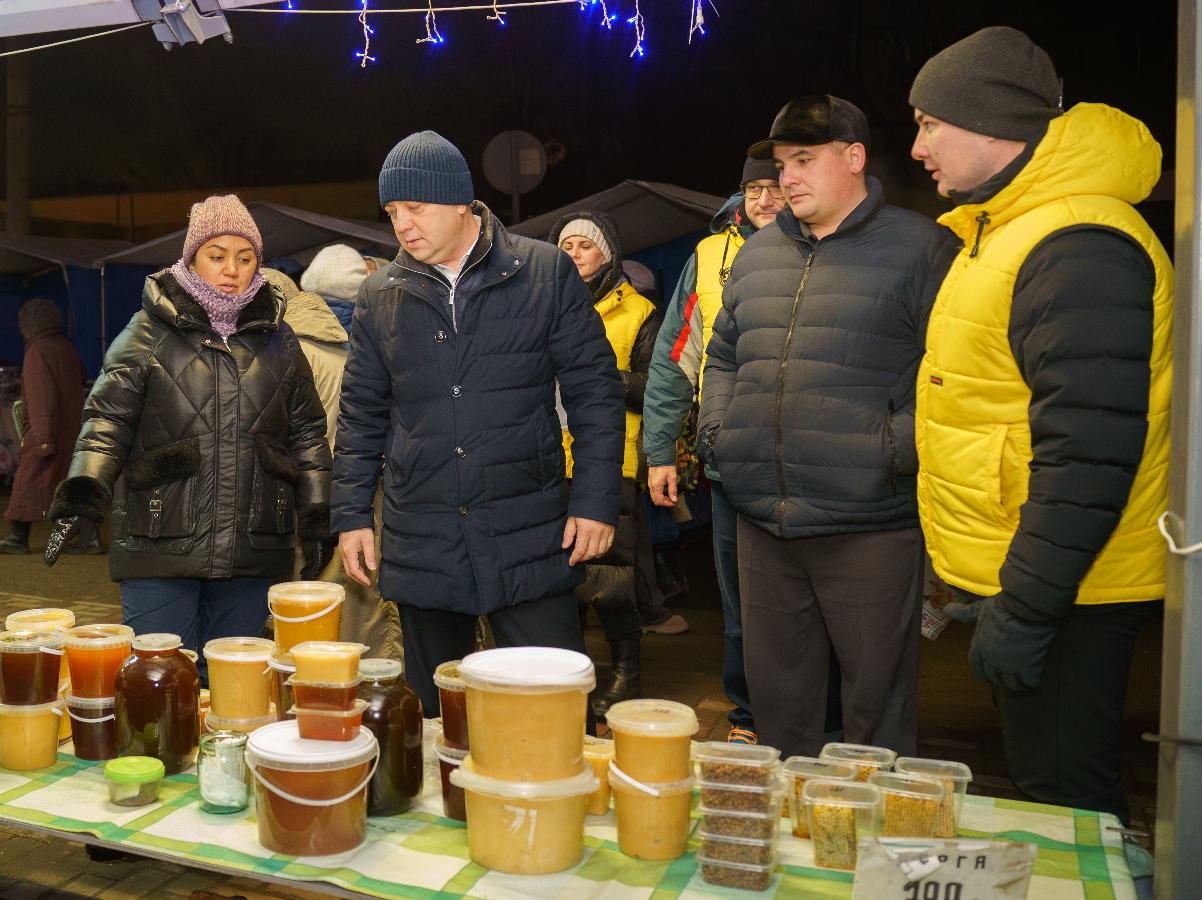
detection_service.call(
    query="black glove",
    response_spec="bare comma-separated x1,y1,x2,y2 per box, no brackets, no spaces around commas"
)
944,594,1060,692
44,517,81,568
301,537,335,581
698,423,721,467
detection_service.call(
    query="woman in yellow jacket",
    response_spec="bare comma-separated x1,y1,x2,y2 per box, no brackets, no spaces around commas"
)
551,212,660,720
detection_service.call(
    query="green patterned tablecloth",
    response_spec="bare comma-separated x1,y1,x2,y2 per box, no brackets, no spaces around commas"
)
0,737,1135,899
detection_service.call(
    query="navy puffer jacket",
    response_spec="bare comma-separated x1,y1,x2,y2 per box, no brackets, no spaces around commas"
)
699,178,955,537
332,204,625,615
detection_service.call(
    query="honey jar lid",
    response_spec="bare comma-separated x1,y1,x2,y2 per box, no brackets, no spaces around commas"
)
432,660,464,691
64,624,134,649
459,647,595,694
5,608,75,631
203,637,274,662
359,658,402,681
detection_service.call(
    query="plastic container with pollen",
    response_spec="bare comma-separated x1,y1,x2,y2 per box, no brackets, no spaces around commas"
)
608,761,696,861
451,757,597,875
291,642,369,685
0,698,65,769
290,699,368,741
432,660,467,750
268,582,344,656
458,647,594,781
605,699,699,783
203,637,274,720
894,757,973,838
246,720,379,857
0,630,66,705
64,624,133,699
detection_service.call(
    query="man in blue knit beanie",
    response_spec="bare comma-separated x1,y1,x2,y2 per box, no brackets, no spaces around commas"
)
332,130,626,715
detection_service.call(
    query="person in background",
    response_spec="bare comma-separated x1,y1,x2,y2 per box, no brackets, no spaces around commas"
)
910,26,1171,823
643,155,784,743
549,212,660,720
44,195,333,683
0,299,91,555
333,131,625,715
263,257,403,662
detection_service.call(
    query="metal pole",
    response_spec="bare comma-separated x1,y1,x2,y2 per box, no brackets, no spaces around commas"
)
1155,3,1202,895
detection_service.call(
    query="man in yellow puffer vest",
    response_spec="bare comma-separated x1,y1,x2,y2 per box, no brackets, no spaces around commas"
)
910,26,1171,822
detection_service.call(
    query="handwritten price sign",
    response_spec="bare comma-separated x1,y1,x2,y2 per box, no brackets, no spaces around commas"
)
852,839,1037,900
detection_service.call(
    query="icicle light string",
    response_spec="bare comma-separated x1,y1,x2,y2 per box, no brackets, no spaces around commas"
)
626,0,645,57
357,0,377,64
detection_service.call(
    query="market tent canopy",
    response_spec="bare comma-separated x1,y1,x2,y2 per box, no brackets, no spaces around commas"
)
0,0,272,36
509,180,726,254
0,234,131,276
95,202,396,267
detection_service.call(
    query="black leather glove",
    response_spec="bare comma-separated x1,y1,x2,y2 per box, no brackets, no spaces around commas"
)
44,517,81,567
301,537,335,581
944,594,1060,692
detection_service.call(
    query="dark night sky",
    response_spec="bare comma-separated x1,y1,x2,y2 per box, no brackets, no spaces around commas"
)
1,0,1179,228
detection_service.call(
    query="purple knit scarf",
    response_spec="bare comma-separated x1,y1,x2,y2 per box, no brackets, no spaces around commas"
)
170,261,266,340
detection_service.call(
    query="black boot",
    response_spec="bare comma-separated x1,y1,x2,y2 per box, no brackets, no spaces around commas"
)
591,638,642,721
0,521,31,555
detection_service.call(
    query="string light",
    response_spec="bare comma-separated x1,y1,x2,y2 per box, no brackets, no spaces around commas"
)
356,0,376,65
688,0,704,42
486,0,507,24
416,0,446,43
626,0,645,57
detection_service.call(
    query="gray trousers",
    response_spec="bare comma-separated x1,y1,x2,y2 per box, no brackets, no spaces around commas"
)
738,518,923,757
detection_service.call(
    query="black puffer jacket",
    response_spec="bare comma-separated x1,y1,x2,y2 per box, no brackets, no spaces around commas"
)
332,204,625,615
50,271,332,581
699,177,955,537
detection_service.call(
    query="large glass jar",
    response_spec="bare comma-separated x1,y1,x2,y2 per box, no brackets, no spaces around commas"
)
114,633,200,775
358,658,423,815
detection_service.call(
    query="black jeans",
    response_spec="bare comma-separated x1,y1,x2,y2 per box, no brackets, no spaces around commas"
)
396,592,590,717
994,600,1157,824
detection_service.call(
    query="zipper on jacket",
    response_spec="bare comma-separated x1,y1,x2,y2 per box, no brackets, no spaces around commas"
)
398,244,494,335
969,212,990,258
773,248,815,530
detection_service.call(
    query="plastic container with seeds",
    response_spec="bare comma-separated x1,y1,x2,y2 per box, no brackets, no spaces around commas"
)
819,742,896,782
698,795,784,840
697,828,776,866
869,771,947,838
895,757,973,838
693,742,780,787
698,773,786,814
803,780,882,870
697,851,777,892
783,756,858,837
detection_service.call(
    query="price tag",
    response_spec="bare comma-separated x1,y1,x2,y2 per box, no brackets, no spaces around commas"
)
851,838,1037,900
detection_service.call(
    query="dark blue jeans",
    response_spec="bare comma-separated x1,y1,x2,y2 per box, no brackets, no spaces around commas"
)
120,577,273,686
712,481,754,729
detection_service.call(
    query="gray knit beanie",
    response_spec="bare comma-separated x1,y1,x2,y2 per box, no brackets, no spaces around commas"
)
378,130,474,208
909,26,1062,141
741,157,780,185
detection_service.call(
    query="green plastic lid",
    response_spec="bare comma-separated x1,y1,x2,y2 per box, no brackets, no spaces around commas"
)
104,756,165,784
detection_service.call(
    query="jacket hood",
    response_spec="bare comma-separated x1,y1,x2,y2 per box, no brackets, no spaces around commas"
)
283,290,349,345
144,269,284,335
939,103,1163,244
547,210,624,302
711,193,744,234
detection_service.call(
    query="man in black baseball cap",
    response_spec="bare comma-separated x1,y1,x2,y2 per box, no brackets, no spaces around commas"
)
697,94,957,758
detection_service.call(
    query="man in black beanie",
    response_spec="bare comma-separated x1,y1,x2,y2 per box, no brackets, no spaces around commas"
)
333,130,626,714
909,26,1171,822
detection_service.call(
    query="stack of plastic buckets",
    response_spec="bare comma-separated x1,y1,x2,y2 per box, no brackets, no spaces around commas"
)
432,660,468,821
451,648,599,875
287,641,369,739
62,624,134,765
6,608,75,743
202,637,277,735
605,699,700,861
0,626,68,769
266,581,344,724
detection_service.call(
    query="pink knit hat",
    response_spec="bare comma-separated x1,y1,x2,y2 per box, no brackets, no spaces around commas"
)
180,194,263,265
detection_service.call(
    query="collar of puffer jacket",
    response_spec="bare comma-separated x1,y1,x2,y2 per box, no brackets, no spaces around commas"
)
145,269,283,335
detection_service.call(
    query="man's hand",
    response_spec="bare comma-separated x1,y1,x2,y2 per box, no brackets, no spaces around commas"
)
339,528,377,587
945,594,1060,692
44,517,81,567
562,516,615,566
647,465,678,508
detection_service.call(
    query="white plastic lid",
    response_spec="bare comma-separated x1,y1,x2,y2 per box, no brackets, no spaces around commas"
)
604,699,699,737
458,647,595,694
434,734,468,764
0,698,64,715
820,742,897,768
6,608,75,631
65,693,115,710
267,581,345,604
432,660,465,691
450,757,598,800
203,637,275,662
694,742,781,769
0,630,65,653
292,641,370,659
783,756,858,782
802,779,882,808
868,771,947,800
245,719,378,771
895,757,974,784
132,633,182,652
359,658,402,681
64,624,134,649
